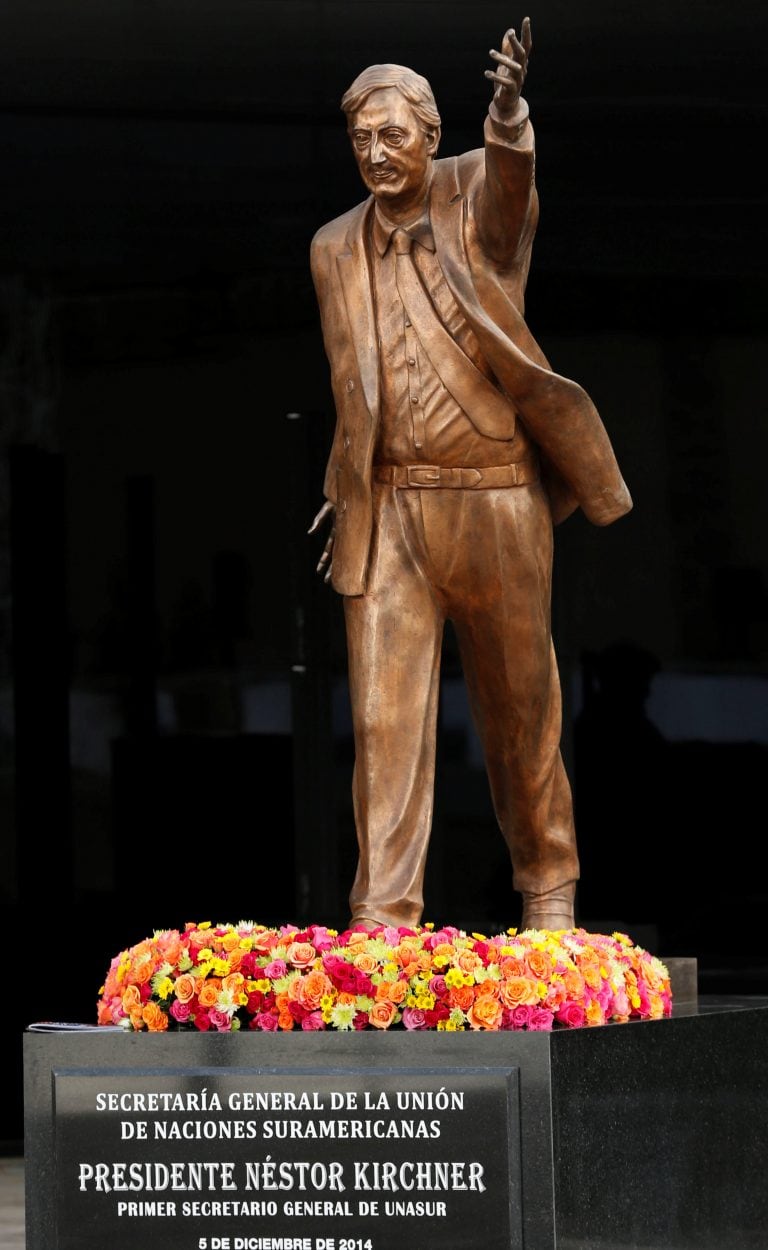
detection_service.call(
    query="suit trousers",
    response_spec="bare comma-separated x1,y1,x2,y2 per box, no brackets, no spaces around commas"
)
345,479,579,927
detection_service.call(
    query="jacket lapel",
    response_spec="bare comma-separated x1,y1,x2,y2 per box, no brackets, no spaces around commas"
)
336,201,380,418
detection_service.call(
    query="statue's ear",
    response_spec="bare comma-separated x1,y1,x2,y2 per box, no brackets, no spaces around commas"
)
425,126,441,157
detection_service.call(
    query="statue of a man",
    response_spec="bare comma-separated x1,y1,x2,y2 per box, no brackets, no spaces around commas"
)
310,19,632,932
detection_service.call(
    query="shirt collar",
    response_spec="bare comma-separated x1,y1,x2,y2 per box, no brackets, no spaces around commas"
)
372,205,436,256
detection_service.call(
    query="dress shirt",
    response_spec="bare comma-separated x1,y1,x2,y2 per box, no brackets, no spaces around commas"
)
370,205,529,468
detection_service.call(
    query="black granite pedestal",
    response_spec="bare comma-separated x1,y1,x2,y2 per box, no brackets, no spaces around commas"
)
24,998,768,1250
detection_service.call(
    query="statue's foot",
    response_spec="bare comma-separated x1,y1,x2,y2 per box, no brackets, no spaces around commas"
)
520,881,576,932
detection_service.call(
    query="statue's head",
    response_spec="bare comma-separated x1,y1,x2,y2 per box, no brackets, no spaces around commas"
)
341,65,441,212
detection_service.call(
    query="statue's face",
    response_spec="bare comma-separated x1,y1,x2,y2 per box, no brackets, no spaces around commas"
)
349,86,437,209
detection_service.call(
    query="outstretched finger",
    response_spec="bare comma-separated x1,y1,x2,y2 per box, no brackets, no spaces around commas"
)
508,28,528,66
489,50,524,75
308,500,333,534
521,16,532,58
485,69,523,89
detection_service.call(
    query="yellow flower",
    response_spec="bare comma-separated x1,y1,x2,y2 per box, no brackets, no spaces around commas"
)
444,968,465,988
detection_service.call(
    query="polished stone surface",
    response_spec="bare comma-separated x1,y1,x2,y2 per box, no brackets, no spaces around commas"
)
0,1157,25,1250
23,998,768,1250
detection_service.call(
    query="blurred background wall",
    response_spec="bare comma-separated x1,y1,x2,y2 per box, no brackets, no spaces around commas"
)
1,0,766,1146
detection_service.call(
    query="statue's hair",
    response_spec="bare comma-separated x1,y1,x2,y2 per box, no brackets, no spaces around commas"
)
341,64,441,132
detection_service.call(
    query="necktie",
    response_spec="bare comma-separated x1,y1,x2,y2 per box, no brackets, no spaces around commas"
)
390,228,516,440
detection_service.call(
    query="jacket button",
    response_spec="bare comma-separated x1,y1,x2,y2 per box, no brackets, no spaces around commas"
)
345,378,355,392
339,500,347,513
344,436,351,449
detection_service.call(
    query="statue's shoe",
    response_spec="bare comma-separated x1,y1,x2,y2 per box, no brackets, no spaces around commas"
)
520,881,576,932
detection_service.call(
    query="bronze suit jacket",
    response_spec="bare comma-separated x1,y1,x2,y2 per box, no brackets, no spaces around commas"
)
311,107,632,596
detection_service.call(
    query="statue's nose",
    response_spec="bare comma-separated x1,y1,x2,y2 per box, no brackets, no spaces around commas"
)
370,137,386,163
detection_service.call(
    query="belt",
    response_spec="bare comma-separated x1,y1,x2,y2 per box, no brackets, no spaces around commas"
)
373,455,539,490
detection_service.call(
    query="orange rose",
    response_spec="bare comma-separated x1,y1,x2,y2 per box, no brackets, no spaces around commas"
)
336,991,356,1007
278,1010,295,1031
286,941,316,969
121,985,141,1014
226,947,244,971
447,984,475,1012
142,1002,169,1032
156,932,182,964
582,965,602,992
563,968,585,998
352,952,378,974
457,951,482,975
287,976,304,1002
130,1007,144,1030
220,931,239,952
525,950,552,980
474,978,500,999
131,959,154,986
174,974,197,1004
368,1001,397,1029
432,943,456,960
298,970,333,1011
223,972,245,996
499,976,538,1009
467,997,503,1030
585,1000,604,1026
97,1001,114,1026
387,979,408,1004
500,956,526,978
197,980,222,1009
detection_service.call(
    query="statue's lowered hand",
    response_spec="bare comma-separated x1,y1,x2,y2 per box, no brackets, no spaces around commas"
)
308,500,336,582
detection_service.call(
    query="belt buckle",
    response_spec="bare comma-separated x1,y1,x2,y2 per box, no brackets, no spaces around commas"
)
406,465,441,487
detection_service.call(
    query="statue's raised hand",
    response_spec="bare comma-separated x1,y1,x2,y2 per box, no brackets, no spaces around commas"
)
485,18,532,117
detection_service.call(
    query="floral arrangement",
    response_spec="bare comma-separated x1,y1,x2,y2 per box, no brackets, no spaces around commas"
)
97,922,672,1033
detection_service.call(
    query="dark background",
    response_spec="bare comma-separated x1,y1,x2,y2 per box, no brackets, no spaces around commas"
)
2,0,767,1147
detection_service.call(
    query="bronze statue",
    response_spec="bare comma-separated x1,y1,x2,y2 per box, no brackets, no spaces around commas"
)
309,19,632,932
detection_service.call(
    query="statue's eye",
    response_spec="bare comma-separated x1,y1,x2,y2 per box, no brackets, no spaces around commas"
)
353,132,371,149
384,130,404,147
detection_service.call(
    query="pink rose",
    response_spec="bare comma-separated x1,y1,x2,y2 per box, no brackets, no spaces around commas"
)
256,1012,280,1031
170,1000,192,1023
429,975,447,998
510,1004,533,1028
308,926,336,951
556,1001,586,1028
301,1012,326,1031
208,1009,232,1032
263,959,287,979
528,1007,554,1032
401,1008,428,1030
